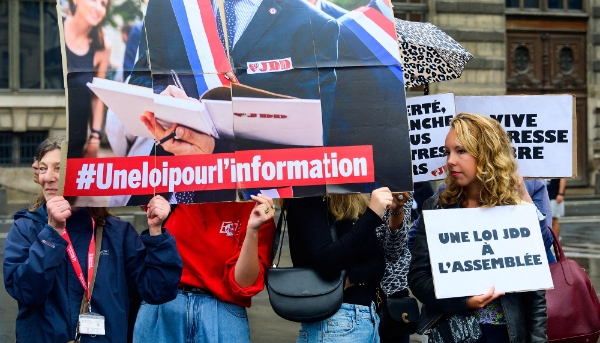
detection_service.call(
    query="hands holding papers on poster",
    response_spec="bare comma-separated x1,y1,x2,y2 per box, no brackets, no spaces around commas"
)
141,111,216,156
140,85,216,156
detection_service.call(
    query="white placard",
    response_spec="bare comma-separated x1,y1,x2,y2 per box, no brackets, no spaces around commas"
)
455,95,575,178
407,93,456,182
423,205,553,299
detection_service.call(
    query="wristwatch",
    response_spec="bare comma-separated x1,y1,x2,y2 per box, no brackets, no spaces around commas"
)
90,129,102,140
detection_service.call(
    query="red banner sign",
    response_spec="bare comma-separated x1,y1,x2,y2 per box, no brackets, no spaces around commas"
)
64,146,374,196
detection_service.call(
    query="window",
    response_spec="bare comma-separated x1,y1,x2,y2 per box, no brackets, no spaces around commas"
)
506,0,583,10
0,1,8,89
2,0,64,91
393,0,428,22
393,0,427,93
0,131,47,165
0,131,12,164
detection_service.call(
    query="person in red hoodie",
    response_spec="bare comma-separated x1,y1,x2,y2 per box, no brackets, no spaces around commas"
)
133,195,276,342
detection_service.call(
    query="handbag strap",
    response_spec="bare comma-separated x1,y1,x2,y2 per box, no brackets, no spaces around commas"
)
550,225,565,262
549,225,574,285
271,204,287,267
271,199,338,268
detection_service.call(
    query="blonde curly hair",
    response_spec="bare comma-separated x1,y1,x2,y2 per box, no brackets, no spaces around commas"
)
440,112,520,208
327,193,370,221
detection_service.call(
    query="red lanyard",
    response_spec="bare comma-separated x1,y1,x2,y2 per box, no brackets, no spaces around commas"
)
61,218,96,303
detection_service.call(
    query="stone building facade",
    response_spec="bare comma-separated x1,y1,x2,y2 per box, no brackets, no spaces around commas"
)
396,0,599,188
0,0,599,206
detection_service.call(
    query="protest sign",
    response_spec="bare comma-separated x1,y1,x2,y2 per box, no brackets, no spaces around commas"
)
423,205,553,299
455,95,576,178
407,93,455,182
57,0,412,206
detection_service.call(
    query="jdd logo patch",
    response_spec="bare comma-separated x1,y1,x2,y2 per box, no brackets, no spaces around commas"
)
247,58,293,74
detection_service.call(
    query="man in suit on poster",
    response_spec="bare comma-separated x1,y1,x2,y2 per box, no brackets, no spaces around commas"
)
305,0,347,19
131,0,339,134
120,0,340,204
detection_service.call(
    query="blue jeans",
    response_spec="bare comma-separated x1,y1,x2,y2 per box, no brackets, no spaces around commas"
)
297,302,380,343
133,290,250,343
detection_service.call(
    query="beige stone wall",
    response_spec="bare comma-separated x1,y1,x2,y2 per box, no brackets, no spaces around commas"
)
0,167,40,206
0,94,66,135
0,94,65,205
428,0,506,96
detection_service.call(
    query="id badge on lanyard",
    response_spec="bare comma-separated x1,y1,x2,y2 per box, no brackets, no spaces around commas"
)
78,312,105,335
62,218,106,336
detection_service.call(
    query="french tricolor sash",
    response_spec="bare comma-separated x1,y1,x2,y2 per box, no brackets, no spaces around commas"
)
338,5,403,82
169,0,232,95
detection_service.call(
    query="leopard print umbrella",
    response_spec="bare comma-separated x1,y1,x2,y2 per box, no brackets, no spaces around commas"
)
394,18,473,88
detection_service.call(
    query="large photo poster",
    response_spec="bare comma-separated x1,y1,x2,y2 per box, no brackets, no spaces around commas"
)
58,0,412,206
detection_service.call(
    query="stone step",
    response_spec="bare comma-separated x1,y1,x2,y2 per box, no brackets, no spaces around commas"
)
559,216,600,244
565,199,600,217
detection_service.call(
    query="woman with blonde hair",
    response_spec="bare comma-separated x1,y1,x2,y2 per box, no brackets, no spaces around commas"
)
287,188,393,342
408,113,547,343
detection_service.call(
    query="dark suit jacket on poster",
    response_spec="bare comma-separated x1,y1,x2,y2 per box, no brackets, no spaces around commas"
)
320,0,347,19
326,18,413,193
127,0,341,203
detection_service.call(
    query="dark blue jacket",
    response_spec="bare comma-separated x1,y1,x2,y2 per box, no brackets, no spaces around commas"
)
3,206,183,343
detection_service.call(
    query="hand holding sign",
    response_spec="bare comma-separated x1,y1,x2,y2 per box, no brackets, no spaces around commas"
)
247,194,275,232
391,192,410,212
466,286,505,310
47,196,72,234
389,191,410,231
146,195,170,235
369,187,393,219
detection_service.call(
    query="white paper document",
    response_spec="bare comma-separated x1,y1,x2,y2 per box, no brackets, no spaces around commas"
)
88,78,323,146
87,78,156,139
87,78,218,140
232,97,323,146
